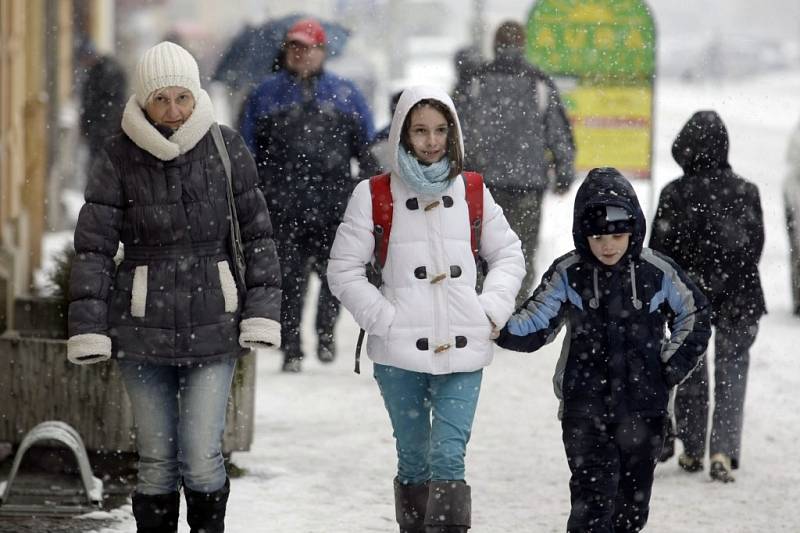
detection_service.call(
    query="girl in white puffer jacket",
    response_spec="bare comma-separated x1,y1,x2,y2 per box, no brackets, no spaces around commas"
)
328,85,524,532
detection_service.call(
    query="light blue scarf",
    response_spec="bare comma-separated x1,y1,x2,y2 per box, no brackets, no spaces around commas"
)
398,148,452,195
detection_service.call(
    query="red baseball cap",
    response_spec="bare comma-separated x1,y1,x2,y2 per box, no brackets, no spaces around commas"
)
285,18,327,47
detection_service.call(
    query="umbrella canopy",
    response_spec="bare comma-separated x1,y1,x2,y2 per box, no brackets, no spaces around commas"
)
213,14,351,92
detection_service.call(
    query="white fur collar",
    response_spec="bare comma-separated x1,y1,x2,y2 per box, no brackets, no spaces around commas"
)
121,88,216,161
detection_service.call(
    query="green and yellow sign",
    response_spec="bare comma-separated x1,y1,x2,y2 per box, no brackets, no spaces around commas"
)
527,0,656,179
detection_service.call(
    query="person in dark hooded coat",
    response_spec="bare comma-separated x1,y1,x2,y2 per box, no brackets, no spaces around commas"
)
497,167,710,533
68,41,281,532
650,110,766,482
76,37,127,163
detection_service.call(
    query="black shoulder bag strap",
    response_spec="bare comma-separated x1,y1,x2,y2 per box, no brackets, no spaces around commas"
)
210,123,247,294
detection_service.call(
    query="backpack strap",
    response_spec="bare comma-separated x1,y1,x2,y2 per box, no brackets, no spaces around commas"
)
462,171,484,260
370,173,393,269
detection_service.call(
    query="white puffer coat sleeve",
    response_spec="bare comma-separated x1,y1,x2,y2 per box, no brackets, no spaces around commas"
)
477,186,526,328
327,179,397,336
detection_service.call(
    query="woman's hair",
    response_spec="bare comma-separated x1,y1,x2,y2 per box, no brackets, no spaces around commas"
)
401,99,464,179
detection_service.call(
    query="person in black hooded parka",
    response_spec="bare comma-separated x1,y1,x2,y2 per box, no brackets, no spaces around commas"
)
650,110,766,483
68,41,281,532
498,167,710,533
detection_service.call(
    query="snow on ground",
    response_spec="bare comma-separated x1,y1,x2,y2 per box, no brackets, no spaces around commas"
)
68,70,800,532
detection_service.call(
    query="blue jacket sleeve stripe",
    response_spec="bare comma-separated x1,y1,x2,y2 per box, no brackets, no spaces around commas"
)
508,255,578,337
642,250,700,364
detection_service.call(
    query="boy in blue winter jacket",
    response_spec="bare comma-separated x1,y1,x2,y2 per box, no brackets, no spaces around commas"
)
497,167,711,533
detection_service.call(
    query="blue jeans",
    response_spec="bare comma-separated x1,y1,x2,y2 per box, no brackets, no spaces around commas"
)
373,363,483,485
118,358,236,495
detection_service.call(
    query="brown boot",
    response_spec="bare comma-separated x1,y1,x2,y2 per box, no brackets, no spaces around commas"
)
394,477,429,533
424,480,471,532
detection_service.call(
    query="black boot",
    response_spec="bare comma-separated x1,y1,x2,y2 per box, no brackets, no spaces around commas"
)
131,491,179,533
394,477,429,533
424,480,471,532
184,478,230,533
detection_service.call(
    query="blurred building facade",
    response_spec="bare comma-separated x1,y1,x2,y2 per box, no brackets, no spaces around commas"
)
0,0,114,331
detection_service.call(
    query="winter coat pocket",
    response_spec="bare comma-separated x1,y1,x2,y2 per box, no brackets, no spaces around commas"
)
217,261,239,313
130,265,148,318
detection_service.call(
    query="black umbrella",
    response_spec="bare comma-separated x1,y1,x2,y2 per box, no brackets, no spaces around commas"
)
212,14,351,92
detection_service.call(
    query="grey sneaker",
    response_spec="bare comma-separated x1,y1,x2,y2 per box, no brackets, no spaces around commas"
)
709,453,735,483
678,453,704,473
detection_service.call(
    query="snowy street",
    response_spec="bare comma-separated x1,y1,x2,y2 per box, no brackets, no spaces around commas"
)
13,71,800,533
3,0,800,531
80,72,800,533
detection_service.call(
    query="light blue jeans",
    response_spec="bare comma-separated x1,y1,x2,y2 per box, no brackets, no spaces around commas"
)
374,363,483,485
118,358,236,495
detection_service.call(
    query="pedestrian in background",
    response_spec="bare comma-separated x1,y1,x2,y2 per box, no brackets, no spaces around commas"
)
240,18,376,372
783,114,800,316
76,36,127,163
450,45,483,112
651,110,766,483
363,90,403,175
459,20,575,307
328,85,524,532
68,41,281,532
498,168,710,532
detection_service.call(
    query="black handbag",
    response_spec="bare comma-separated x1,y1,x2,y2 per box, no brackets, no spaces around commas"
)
210,123,247,294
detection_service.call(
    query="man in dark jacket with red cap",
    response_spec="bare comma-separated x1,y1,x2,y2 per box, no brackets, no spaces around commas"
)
240,18,376,372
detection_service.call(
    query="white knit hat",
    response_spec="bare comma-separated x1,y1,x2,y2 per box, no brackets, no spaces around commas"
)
134,41,201,106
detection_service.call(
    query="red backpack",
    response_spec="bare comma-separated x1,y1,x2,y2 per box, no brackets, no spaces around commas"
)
353,171,485,372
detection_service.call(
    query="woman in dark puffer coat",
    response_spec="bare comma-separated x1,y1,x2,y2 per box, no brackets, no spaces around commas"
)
67,41,281,532
650,110,765,483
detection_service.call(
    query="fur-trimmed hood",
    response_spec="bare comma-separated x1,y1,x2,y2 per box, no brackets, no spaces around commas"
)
121,88,215,161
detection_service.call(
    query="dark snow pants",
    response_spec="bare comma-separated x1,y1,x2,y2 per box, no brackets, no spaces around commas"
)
562,415,666,533
675,319,758,466
275,218,340,361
